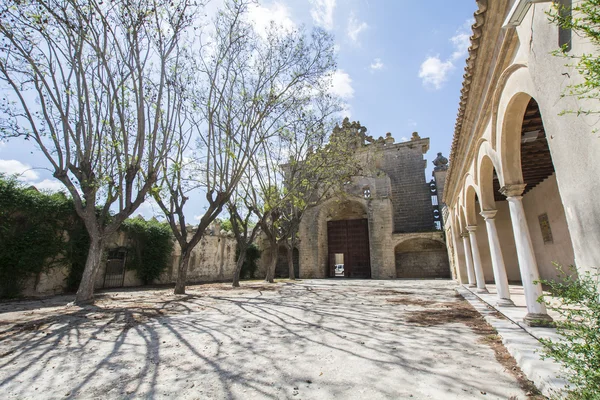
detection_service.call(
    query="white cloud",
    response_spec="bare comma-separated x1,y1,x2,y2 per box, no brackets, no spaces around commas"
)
418,56,454,89
34,179,66,193
0,159,39,181
194,215,202,221
401,136,409,142
450,32,471,61
309,0,336,30
369,58,384,71
329,70,354,99
347,12,368,43
339,102,352,119
418,18,473,90
407,119,418,128
248,2,295,38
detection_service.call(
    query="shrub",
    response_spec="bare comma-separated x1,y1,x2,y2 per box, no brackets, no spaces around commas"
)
239,244,261,280
537,266,600,399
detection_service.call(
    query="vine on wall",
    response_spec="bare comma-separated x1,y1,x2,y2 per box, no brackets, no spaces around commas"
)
0,176,88,297
0,175,175,297
122,217,174,285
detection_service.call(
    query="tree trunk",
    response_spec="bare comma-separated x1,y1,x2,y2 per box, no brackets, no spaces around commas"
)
75,235,105,304
287,244,295,280
265,240,278,283
174,248,191,295
232,246,247,288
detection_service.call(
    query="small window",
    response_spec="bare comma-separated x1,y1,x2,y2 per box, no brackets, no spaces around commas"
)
558,0,572,51
363,187,371,199
432,195,439,206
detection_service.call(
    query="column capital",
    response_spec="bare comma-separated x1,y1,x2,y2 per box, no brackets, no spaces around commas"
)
480,210,498,220
466,225,477,233
460,232,469,238
499,183,527,198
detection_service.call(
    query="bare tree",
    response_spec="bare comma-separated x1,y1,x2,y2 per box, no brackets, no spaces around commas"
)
0,0,198,303
227,177,262,287
152,0,337,294
253,115,363,283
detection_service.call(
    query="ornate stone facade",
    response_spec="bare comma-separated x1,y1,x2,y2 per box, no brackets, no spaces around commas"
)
289,119,449,280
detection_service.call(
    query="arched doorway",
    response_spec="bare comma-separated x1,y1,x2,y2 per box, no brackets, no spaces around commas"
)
325,200,371,278
395,238,450,279
275,247,299,279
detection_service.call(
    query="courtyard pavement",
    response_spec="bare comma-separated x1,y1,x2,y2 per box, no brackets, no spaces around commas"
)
0,280,537,399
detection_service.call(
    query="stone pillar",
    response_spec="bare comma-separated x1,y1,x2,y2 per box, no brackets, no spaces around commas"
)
461,232,476,287
500,184,553,326
450,228,465,283
480,210,514,307
467,226,488,293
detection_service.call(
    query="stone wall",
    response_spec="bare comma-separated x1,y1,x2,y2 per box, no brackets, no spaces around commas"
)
21,229,240,297
378,139,435,233
394,236,450,279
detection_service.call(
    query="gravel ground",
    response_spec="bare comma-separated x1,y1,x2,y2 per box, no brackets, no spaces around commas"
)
0,279,538,399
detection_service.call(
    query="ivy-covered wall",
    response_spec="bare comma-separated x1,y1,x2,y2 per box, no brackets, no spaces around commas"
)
0,176,175,298
0,176,262,298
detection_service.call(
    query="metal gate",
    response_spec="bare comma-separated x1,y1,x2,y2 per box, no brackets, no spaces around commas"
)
327,219,371,278
103,249,127,288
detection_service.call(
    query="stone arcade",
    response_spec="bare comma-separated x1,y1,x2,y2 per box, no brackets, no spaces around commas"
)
442,0,600,326
270,118,452,281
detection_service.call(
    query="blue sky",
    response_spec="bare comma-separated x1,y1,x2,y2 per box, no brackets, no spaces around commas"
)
0,0,477,219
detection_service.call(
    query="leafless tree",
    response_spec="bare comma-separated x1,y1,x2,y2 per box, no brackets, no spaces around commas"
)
252,113,363,283
0,0,198,303
152,0,338,294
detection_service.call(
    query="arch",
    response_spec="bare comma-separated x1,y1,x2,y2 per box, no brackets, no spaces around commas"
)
315,197,371,278
395,238,450,279
499,92,533,185
477,155,498,211
464,184,481,226
494,66,539,186
491,63,528,148
458,205,468,234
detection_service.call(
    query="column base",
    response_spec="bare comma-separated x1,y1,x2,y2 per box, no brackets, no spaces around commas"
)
495,298,515,307
468,283,477,288
523,313,554,327
475,287,488,294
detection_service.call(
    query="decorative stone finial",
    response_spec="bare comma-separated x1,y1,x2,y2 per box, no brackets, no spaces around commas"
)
384,132,394,144
433,152,449,171
411,132,421,141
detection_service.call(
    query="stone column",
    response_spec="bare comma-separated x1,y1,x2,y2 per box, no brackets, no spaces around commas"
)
461,232,476,287
450,228,465,283
480,210,514,307
467,225,488,293
500,184,553,326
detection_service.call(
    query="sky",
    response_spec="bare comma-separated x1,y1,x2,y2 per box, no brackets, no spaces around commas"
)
0,0,477,220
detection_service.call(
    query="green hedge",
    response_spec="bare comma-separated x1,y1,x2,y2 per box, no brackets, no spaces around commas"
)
0,175,174,297
0,176,88,297
122,217,174,285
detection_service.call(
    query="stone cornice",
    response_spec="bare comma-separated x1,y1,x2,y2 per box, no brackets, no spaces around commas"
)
443,1,517,207
447,0,488,172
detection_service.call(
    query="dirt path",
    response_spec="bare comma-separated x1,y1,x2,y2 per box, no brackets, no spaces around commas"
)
0,280,540,399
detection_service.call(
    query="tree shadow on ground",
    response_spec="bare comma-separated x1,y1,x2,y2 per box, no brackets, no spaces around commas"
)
0,280,527,399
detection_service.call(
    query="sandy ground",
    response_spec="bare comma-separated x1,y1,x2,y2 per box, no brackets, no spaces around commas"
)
0,280,540,399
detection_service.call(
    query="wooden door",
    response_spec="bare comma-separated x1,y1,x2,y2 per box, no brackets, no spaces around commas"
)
327,219,370,278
